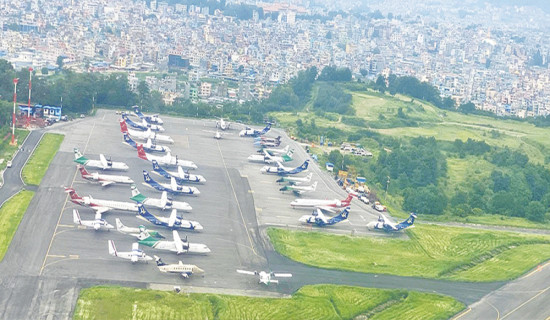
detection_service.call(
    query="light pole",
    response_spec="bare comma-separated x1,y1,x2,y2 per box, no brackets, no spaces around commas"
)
26,67,33,128
10,78,19,146
385,176,390,199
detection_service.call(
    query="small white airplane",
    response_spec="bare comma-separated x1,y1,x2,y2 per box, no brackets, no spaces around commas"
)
258,145,290,155
152,160,206,184
236,270,292,285
137,145,198,170
65,187,138,214
115,218,165,240
216,118,230,130
138,229,210,255
367,213,417,232
276,172,313,185
122,113,165,132
120,119,174,144
154,255,204,278
123,133,170,153
298,207,350,227
72,209,114,230
142,171,200,196
247,150,294,164
260,160,309,175
239,123,271,137
73,148,129,171
108,240,153,263
280,181,317,195
130,185,192,211
77,165,134,187
203,129,226,139
290,194,354,212
134,106,164,125
136,204,202,230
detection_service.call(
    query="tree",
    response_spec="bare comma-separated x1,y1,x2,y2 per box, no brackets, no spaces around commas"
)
526,201,546,222
41,67,49,75
137,81,150,105
403,185,447,215
374,75,386,93
458,102,476,114
360,69,368,77
328,149,344,171
56,56,65,70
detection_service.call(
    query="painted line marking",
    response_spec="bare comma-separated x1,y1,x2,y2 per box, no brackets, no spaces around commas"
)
502,286,549,319
359,215,366,222
58,224,74,228
241,175,248,178
255,207,262,213
47,255,66,258
268,197,281,200
248,190,254,194
69,255,79,259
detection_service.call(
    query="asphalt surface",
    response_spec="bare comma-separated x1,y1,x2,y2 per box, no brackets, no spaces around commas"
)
0,110,547,319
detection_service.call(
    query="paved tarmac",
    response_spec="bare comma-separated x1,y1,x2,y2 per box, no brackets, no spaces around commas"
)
0,110,547,319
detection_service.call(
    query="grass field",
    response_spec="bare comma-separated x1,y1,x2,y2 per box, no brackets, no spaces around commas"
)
268,224,550,282
0,190,34,261
22,133,64,186
73,285,464,320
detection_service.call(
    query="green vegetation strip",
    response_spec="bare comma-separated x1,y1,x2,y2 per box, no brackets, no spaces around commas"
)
22,133,64,186
73,285,463,320
268,224,550,282
0,190,34,261
0,129,30,172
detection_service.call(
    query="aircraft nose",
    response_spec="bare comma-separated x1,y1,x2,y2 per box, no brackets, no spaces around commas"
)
194,266,205,274
193,189,200,195
193,223,204,230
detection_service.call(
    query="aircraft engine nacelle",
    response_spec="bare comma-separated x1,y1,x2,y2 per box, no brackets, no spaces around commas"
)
336,201,341,207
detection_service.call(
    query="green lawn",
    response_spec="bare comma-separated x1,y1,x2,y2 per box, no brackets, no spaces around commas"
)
73,285,464,320
22,133,64,185
0,190,34,261
268,224,550,282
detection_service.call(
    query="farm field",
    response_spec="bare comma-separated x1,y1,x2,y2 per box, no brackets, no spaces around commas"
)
73,285,464,320
268,224,550,282
22,133,64,185
0,190,34,261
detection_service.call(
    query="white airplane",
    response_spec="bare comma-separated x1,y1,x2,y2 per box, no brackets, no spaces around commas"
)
122,113,165,132
115,218,165,240
290,194,354,212
142,171,200,196
216,118,230,130
259,145,291,156
203,129,226,139
279,181,317,195
130,185,192,211
123,133,170,153
298,207,350,227
77,165,134,187
108,240,153,263
239,123,271,137
152,160,206,184
134,106,164,125
138,229,210,255
119,119,174,144
276,172,313,185
73,148,129,171
236,270,292,285
260,160,309,175
247,150,294,164
367,213,417,232
136,204,202,230
137,145,198,170
65,187,138,214
72,209,114,230
154,255,204,278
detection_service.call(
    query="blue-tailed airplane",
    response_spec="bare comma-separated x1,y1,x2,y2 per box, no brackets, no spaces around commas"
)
136,204,203,230
298,207,350,227
366,213,417,232
123,133,170,153
142,170,200,196
239,123,271,137
122,113,164,132
151,160,206,184
260,160,309,175
133,106,164,125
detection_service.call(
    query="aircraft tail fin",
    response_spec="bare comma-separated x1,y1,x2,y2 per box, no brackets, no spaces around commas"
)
123,133,136,147
73,209,82,225
78,165,89,176
137,145,148,160
115,218,125,232
154,255,166,266
119,119,129,133
396,213,417,230
64,187,82,200
108,240,117,256
142,170,160,188
311,181,318,191
342,193,354,206
168,209,177,227
329,207,350,224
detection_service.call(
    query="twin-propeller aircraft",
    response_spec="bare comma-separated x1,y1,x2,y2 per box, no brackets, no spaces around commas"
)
142,171,200,196
78,165,134,187
137,145,197,170
298,207,350,227
123,133,170,153
260,160,309,175
120,119,174,144
367,213,417,232
133,106,164,125
73,148,129,171
236,270,292,285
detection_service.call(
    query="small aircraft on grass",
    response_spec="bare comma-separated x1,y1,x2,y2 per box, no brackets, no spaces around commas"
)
236,270,292,285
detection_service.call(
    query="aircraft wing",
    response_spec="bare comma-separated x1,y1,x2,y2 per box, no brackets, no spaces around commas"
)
315,206,338,214
91,206,111,215
380,214,397,230
273,272,292,278
173,230,184,254
99,154,109,168
100,180,115,187
237,269,256,276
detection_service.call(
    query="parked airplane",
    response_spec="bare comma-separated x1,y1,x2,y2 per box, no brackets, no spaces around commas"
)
280,181,317,195
202,129,226,139
130,185,192,211
78,165,134,187
276,172,313,186
136,204,203,230
367,213,417,232
108,240,153,263
115,218,165,239
239,123,271,137
122,113,165,132
260,160,309,175
142,171,200,196
137,145,197,170
254,135,281,144
133,106,164,125
216,118,230,130
236,270,292,285
247,150,293,164
154,255,204,278
258,145,290,156
139,229,210,254
73,148,129,171
151,160,205,184
123,133,170,153
65,187,138,214
72,209,114,230
298,207,350,227
290,194,354,212
119,119,174,144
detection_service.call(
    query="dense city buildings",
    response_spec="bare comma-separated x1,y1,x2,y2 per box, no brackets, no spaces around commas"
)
1,0,549,116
